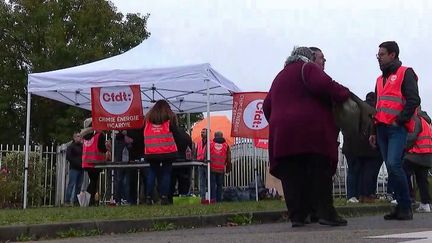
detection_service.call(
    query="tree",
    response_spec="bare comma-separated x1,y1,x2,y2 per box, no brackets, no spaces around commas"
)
0,0,150,145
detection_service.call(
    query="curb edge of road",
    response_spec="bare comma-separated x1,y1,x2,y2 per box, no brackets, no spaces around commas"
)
0,204,393,241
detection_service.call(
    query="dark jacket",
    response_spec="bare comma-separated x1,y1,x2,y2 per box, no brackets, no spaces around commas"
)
375,60,421,127
341,96,381,158
66,141,83,171
263,61,350,178
175,128,193,162
114,132,131,162
127,127,144,161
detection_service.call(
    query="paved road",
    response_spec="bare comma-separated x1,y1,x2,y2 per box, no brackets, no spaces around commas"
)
32,213,432,243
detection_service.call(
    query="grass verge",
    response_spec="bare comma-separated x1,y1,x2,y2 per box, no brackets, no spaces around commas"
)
0,198,389,226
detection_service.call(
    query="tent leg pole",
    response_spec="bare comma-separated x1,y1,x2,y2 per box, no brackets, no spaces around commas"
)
187,113,191,135
206,79,211,202
23,91,32,209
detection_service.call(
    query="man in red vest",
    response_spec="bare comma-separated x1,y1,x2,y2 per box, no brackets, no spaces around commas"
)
369,41,421,220
403,110,432,213
209,131,232,202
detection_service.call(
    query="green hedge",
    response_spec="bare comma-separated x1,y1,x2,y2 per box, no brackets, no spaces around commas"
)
0,152,45,208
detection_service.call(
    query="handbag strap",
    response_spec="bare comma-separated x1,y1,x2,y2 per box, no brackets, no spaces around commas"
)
301,62,308,84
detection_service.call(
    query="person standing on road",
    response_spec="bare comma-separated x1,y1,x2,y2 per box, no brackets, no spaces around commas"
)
263,46,350,227
369,41,420,220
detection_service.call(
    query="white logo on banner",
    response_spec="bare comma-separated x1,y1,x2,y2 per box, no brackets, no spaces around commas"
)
243,99,268,130
100,86,133,115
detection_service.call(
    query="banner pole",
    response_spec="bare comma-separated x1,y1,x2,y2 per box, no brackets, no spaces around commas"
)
254,145,259,202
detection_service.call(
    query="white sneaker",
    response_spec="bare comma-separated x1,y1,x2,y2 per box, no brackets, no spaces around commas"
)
390,199,398,205
416,203,431,213
347,197,359,203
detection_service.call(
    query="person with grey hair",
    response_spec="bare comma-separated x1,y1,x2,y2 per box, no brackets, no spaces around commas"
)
263,46,350,227
209,131,232,203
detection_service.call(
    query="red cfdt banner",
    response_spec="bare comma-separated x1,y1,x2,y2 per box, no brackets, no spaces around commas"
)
91,85,144,130
231,92,269,139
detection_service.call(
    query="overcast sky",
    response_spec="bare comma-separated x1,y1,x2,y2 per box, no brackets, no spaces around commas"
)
110,0,432,113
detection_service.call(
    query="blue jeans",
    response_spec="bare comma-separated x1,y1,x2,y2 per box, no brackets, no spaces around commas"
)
146,161,172,197
199,166,208,198
346,155,361,199
210,172,224,202
376,124,411,208
114,168,130,203
65,168,83,204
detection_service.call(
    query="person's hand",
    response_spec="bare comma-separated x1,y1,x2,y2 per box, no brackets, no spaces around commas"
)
125,135,134,144
105,140,112,149
369,135,377,148
105,151,112,161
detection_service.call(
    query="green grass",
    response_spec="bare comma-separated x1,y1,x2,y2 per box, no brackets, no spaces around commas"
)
0,200,285,226
0,198,388,226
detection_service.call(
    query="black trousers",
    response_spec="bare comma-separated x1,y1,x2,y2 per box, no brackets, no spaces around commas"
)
278,154,337,222
85,169,100,206
403,160,431,204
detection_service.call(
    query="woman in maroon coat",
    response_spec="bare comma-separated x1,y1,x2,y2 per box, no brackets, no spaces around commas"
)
263,47,350,227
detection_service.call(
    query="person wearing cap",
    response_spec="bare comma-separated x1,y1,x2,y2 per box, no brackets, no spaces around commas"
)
263,46,350,227
81,118,109,206
209,131,232,202
369,41,421,220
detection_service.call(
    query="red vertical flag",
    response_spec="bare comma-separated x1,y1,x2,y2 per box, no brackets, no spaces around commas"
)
91,85,144,130
231,92,269,139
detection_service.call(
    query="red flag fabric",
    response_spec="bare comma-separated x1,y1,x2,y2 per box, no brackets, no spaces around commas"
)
231,92,269,139
253,139,269,149
91,85,144,130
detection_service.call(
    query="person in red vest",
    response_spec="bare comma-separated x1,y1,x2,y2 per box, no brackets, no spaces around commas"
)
209,131,231,202
369,41,421,220
81,118,109,206
403,110,432,213
195,128,208,202
143,100,179,205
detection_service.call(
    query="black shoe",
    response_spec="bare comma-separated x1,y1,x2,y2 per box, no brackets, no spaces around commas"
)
160,196,170,205
145,197,153,206
319,216,348,226
304,214,319,224
397,207,413,220
384,206,399,220
291,221,305,227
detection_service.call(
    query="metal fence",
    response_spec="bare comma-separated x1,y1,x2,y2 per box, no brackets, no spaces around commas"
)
0,142,390,207
0,144,58,207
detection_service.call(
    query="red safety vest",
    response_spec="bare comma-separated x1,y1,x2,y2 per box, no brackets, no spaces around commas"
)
196,141,206,161
408,117,432,154
210,141,228,173
143,120,178,155
82,133,105,168
375,66,417,132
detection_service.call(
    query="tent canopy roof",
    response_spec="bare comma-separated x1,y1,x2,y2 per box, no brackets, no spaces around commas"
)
28,37,241,113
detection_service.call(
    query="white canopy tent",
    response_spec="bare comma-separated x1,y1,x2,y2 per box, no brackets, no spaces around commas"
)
25,37,241,208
